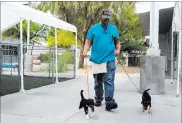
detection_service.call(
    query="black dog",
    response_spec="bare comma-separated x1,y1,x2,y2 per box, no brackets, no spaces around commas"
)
141,89,152,113
79,90,94,120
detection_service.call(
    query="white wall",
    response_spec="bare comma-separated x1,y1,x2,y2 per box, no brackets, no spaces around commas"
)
159,33,168,71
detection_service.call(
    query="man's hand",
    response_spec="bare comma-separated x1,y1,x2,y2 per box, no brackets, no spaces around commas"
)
115,49,120,56
83,50,88,57
83,40,91,57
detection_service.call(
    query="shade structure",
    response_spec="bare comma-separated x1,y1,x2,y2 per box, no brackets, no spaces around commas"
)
1,2,77,32
0,2,78,92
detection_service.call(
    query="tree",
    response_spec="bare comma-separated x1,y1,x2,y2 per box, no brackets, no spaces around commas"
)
2,20,49,55
37,1,145,68
2,20,49,44
109,2,145,53
38,1,112,68
46,27,80,48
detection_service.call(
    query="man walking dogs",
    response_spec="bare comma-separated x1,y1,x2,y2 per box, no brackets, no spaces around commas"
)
83,9,121,111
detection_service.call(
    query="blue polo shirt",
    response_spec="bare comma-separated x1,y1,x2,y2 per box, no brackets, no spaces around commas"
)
86,23,119,64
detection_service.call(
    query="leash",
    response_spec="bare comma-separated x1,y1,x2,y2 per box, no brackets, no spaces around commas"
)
85,56,91,98
84,56,139,94
117,58,140,92
117,57,153,123
62,56,90,123
62,111,80,123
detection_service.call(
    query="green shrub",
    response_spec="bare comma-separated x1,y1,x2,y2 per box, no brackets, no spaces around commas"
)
38,51,74,72
60,51,74,64
57,51,74,72
38,53,51,63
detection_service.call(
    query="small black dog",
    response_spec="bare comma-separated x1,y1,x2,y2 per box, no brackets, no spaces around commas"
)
79,90,94,120
141,89,152,113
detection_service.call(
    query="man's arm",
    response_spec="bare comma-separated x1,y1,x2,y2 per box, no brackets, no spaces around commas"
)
83,40,92,56
115,40,120,51
115,40,120,56
113,26,120,56
83,27,93,57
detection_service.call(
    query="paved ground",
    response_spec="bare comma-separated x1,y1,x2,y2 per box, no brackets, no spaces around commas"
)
1,72,181,123
2,71,75,78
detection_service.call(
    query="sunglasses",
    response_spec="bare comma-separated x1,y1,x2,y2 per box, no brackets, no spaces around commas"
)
102,10,112,16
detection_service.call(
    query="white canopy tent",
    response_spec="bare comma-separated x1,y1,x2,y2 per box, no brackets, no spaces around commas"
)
1,2,78,92
1,2,77,32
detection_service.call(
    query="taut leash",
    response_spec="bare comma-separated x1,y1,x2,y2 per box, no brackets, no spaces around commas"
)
117,58,140,92
85,56,90,98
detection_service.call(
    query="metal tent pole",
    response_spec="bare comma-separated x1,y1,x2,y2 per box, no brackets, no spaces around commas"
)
20,18,25,92
27,19,30,54
55,27,59,84
74,32,78,78
27,1,31,54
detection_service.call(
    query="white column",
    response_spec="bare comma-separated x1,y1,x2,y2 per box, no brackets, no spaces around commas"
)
176,2,182,97
171,29,174,84
75,32,78,78
20,18,25,92
55,27,59,84
176,29,181,97
147,2,160,56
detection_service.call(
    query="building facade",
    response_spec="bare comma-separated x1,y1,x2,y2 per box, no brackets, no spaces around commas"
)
137,2,181,79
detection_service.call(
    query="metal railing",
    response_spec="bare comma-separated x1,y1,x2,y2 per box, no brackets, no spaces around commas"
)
0,43,76,96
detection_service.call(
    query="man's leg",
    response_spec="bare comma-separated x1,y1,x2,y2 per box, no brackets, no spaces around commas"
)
93,73,104,106
103,60,117,111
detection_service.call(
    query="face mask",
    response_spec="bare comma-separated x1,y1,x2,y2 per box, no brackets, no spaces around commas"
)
101,18,109,28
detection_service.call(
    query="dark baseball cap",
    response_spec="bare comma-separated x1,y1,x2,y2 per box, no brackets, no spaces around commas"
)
99,9,112,18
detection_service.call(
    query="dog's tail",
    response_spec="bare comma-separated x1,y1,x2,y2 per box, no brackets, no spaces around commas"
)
144,88,150,93
80,90,84,99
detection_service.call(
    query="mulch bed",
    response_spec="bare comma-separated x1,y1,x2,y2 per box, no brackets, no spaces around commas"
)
0,75,72,96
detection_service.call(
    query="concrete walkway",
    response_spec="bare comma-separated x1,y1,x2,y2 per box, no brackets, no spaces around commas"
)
1,73,181,123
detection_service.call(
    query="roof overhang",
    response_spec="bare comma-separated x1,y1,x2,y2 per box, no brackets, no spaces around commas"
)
137,7,174,36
